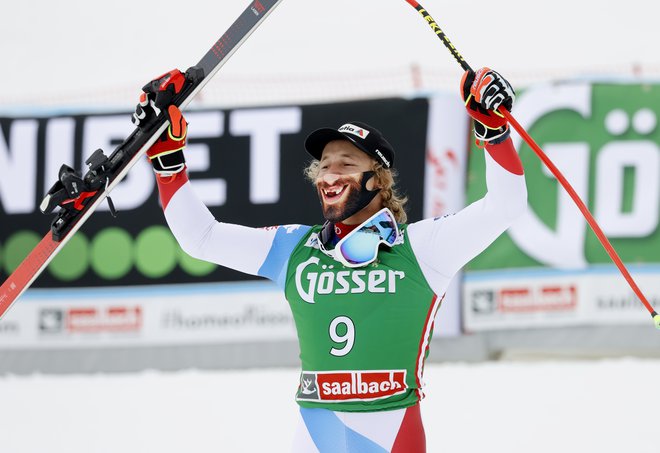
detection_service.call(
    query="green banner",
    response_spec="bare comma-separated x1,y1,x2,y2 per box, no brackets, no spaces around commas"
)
466,81,660,271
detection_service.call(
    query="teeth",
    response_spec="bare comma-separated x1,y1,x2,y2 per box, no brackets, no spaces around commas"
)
323,186,345,197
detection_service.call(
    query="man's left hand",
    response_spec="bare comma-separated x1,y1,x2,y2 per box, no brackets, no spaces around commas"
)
460,68,515,144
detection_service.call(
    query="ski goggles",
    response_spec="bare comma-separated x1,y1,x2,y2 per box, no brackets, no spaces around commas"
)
320,208,401,268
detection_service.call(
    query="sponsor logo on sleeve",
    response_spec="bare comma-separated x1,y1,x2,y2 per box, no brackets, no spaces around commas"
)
284,225,302,234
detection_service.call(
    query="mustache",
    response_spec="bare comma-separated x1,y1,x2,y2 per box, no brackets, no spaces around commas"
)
315,172,362,189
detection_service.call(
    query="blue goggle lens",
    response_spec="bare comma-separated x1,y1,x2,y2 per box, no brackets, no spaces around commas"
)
336,209,399,266
339,231,381,264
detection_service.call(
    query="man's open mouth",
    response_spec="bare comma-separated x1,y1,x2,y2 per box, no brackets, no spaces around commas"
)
321,185,348,203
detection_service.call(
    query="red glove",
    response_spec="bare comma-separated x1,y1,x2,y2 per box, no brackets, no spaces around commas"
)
146,104,187,176
460,67,515,144
132,69,189,176
132,69,188,128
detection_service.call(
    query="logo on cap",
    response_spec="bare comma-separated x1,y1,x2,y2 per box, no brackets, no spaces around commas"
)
374,149,391,168
339,123,370,140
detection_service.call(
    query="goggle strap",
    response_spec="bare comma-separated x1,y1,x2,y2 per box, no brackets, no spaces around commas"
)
319,220,334,247
356,170,379,206
360,171,376,190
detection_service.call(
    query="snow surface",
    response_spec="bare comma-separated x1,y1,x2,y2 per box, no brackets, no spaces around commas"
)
2,359,659,452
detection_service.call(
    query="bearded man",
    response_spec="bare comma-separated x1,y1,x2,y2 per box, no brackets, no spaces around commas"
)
134,67,526,452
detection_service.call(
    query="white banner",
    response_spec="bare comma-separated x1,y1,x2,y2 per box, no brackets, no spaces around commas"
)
425,93,470,337
0,281,296,349
463,266,660,331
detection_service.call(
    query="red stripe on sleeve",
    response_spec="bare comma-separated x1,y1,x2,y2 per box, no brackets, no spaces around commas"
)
484,137,524,175
156,170,189,210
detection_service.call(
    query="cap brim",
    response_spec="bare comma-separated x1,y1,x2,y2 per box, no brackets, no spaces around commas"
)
305,127,378,162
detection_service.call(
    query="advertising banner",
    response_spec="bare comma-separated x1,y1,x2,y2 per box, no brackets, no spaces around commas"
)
0,281,295,349
0,94,470,348
0,99,429,288
463,81,660,330
424,95,470,336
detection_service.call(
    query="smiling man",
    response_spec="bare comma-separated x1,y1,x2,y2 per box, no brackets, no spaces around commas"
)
304,121,405,226
134,67,526,452
312,138,380,224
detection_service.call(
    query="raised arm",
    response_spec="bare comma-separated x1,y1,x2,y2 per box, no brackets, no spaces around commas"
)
158,171,309,283
408,68,527,293
133,70,310,284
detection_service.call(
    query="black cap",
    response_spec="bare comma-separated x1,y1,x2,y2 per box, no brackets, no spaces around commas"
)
304,121,395,169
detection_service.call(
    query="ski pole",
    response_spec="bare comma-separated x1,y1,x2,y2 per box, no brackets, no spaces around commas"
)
403,0,659,329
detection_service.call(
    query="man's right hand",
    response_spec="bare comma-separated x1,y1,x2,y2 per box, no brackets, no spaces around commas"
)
133,69,189,176
132,69,187,128
146,104,187,176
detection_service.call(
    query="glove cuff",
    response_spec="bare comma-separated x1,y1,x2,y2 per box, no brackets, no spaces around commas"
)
149,149,186,175
473,121,510,144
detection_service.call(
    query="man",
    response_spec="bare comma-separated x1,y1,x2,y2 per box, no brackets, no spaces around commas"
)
134,67,526,452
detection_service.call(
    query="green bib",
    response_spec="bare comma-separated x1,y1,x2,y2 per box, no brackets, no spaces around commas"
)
284,224,442,412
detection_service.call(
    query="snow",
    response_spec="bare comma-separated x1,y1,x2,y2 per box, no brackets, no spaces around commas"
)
2,359,659,452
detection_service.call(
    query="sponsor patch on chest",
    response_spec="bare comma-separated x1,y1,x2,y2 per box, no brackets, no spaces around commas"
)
295,257,406,304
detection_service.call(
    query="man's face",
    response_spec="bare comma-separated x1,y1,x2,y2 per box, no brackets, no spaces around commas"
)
315,140,375,223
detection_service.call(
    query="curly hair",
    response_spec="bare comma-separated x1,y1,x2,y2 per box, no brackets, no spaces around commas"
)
304,160,408,224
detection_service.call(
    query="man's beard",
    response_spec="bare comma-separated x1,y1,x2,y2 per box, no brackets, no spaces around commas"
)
316,172,378,222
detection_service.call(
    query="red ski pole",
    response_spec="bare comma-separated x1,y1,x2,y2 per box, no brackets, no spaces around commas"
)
403,0,659,329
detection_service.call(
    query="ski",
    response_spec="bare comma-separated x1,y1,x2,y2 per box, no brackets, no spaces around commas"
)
0,0,284,320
